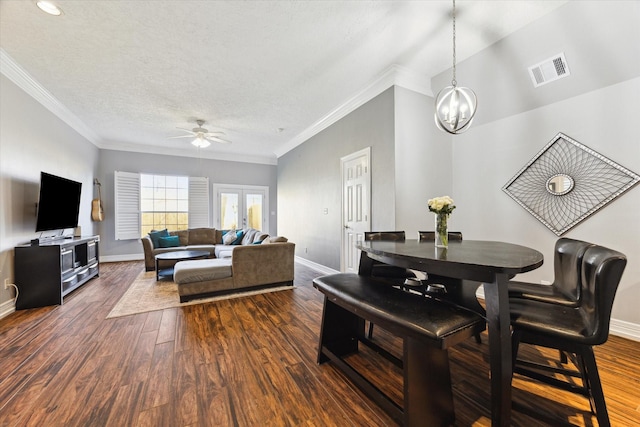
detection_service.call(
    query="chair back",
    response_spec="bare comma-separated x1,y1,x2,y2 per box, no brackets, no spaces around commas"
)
552,238,593,304
418,231,463,242
364,231,406,241
580,244,626,345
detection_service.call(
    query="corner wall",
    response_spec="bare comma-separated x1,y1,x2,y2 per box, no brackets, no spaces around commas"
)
277,88,396,270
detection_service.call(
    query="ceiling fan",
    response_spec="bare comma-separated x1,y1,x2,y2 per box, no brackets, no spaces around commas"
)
170,119,231,148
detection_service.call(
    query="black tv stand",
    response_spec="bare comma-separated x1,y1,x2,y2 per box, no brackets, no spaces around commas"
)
14,235,100,309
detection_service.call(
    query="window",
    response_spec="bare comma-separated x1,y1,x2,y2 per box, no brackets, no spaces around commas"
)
213,184,268,232
140,174,189,236
114,171,209,240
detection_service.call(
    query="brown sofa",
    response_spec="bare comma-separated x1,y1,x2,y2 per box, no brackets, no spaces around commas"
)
174,241,295,302
141,227,295,302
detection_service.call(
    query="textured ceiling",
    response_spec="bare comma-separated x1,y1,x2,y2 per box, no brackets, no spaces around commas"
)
0,0,568,164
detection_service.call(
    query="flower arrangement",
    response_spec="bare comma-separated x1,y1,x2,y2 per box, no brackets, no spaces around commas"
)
428,196,456,247
427,196,456,215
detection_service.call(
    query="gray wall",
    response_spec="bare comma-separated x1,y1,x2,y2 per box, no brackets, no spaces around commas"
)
0,75,100,310
97,149,278,259
277,1,640,333
278,88,396,270
394,86,451,236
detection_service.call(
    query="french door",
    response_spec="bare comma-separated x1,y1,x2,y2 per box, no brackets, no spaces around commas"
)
212,184,269,231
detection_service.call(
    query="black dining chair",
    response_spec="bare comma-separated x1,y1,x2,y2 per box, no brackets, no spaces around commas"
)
509,243,627,427
363,231,416,339
509,238,593,363
508,238,593,307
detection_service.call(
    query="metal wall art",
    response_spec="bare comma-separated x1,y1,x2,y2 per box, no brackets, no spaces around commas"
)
503,132,639,236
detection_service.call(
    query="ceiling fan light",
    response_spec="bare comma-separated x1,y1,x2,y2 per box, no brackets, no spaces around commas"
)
191,137,210,148
36,1,63,16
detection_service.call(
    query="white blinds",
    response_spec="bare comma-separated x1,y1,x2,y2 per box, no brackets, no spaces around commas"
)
114,172,211,240
114,171,141,240
188,176,210,228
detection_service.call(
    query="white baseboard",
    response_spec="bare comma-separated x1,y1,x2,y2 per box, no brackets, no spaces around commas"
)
0,298,15,320
99,254,144,263
294,256,339,276
609,319,640,342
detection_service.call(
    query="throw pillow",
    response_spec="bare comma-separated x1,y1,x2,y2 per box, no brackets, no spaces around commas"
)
253,232,269,244
222,230,237,245
158,235,180,248
149,229,169,248
232,229,244,245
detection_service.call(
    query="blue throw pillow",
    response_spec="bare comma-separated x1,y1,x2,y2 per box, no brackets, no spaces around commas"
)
232,230,244,245
149,229,169,248
158,235,180,248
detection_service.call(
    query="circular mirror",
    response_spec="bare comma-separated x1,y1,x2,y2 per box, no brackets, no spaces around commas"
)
546,174,574,196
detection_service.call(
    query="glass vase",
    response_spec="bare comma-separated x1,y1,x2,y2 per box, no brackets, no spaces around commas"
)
435,212,448,248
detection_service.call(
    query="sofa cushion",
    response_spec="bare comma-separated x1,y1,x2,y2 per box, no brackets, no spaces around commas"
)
174,259,232,284
232,230,244,245
158,235,181,248
170,229,189,246
214,245,235,258
149,229,169,248
262,236,288,244
253,232,269,244
241,228,259,245
223,230,237,245
188,228,216,245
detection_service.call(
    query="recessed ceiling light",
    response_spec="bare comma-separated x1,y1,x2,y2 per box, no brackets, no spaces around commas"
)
36,1,63,16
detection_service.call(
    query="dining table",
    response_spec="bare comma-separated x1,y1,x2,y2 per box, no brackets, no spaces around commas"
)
357,239,544,427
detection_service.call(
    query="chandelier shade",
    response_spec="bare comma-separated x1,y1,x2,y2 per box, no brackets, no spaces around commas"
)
434,85,477,134
434,0,477,135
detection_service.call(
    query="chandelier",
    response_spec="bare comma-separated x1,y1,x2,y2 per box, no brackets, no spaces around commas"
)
434,0,477,134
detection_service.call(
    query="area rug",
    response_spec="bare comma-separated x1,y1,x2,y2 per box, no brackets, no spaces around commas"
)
107,271,294,318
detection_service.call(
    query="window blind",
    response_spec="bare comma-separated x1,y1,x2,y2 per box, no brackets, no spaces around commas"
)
114,171,141,240
188,176,210,228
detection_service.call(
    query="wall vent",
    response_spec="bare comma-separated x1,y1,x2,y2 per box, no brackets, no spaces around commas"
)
528,53,570,87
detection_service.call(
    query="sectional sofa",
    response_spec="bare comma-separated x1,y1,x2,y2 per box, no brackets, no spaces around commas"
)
141,227,295,302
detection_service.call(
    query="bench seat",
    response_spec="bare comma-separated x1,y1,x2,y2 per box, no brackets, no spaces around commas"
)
313,273,485,426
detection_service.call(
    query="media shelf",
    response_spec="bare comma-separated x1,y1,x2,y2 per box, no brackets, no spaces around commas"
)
14,235,100,309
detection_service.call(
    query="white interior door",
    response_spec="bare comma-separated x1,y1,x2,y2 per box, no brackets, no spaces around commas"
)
213,184,269,231
341,147,371,272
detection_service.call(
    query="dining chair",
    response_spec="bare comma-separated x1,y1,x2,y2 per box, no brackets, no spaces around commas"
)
363,231,416,339
509,243,627,427
509,238,593,363
418,231,463,242
508,238,593,307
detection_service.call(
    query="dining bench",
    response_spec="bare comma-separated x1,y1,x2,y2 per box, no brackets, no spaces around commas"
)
313,273,486,426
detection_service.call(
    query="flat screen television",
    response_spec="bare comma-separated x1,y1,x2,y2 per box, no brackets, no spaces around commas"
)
35,172,82,232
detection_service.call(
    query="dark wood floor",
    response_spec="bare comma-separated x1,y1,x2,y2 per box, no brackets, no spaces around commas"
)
1,261,639,426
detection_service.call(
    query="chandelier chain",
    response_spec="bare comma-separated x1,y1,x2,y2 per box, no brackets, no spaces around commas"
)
452,0,457,87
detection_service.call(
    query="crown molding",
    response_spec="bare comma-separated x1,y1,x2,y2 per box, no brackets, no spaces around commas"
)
0,49,101,145
274,64,432,158
101,141,278,166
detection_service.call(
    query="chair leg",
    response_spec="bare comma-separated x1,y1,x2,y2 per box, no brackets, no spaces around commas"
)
474,333,482,344
367,321,374,339
581,347,610,427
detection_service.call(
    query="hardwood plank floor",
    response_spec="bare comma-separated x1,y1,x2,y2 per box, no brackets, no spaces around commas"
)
1,260,639,426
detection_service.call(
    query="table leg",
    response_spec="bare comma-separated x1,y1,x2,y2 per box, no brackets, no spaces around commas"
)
156,258,160,280
483,273,512,427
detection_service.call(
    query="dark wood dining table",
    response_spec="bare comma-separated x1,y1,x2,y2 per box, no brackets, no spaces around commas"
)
357,239,544,427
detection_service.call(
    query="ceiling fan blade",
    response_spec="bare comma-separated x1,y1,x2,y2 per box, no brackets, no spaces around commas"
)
176,127,196,134
168,135,194,139
204,131,225,136
208,136,231,144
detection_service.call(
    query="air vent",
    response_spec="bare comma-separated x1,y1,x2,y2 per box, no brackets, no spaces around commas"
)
528,53,570,87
